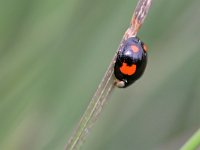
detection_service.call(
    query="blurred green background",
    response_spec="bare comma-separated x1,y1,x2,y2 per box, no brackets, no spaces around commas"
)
0,0,200,150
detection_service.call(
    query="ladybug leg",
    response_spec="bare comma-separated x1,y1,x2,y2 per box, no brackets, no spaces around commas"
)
114,79,127,88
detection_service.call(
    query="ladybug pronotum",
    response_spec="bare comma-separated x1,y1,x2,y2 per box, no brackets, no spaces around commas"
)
114,37,148,88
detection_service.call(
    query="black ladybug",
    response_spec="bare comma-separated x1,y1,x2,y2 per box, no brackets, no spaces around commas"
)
114,37,148,88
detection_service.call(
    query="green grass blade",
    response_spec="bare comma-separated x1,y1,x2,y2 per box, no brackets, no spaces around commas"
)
180,129,200,150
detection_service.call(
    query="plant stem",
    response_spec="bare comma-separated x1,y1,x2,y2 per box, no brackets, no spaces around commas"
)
65,56,116,150
65,0,152,149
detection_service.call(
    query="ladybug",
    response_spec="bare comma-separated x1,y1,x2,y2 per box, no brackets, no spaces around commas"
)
114,36,148,88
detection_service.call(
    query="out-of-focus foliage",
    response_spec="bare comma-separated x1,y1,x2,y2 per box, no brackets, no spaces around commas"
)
0,0,200,150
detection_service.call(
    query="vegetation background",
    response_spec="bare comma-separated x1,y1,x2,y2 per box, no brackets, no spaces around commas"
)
0,0,200,150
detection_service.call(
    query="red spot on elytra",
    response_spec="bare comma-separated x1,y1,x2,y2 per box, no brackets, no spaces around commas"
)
120,63,136,76
131,45,139,53
143,44,148,52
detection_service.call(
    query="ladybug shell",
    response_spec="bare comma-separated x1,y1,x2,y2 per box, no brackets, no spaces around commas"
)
114,37,147,88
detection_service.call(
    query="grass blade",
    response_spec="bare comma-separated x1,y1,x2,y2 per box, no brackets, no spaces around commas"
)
180,129,200,150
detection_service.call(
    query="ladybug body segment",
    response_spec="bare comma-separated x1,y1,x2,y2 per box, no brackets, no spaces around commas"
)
114,37,147,88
